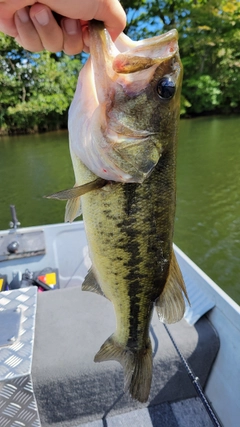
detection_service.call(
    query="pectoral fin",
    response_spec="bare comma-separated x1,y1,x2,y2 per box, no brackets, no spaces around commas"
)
82,268,106,298
45,178,107,200
155,250,190,323
65,197,82,222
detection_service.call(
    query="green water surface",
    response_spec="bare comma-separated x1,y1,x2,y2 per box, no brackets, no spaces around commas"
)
0,116,239,303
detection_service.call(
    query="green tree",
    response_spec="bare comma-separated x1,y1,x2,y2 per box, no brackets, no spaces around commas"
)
121,0,240,115
179,0,240,114
0,33,81,133
1,1,240,134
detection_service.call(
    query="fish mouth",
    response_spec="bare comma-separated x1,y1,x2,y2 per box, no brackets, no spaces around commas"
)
88,21,179,101
86,22,178,183
113,29,179,73
69,21,181,184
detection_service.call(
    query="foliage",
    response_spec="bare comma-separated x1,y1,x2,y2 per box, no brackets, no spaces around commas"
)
0,34,81,133
179,0,240,115
1,0,240,133
122,0,240,115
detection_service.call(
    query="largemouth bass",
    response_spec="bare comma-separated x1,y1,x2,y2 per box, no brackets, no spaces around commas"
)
48,20,189,403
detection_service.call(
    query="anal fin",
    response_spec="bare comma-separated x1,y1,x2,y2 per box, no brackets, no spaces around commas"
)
94,334,152,403
155,250,190,323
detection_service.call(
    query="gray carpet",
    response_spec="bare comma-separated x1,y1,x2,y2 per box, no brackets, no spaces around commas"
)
32,287,219,426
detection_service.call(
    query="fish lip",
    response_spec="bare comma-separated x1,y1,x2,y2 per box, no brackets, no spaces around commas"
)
129,29,178,50
114,28,179,54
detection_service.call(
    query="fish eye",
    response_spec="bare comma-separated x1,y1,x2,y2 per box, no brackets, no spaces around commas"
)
157,76,176,100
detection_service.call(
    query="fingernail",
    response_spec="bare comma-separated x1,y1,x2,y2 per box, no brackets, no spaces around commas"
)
35,9,49,26
17,8,29,24
63,18,78,35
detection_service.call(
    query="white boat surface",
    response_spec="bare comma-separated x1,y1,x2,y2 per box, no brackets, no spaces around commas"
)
0,219,239,427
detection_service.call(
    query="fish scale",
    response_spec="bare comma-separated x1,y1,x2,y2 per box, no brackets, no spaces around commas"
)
79,145,178,395
47,20,189,402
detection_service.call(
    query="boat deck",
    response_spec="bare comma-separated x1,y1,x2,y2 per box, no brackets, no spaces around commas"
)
79,397,213,427
32,286,219,427
2,221,238,426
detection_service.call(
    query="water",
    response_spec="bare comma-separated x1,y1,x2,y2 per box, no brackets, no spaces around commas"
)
0,116,239,303
175,116,240,304
0,131,74,227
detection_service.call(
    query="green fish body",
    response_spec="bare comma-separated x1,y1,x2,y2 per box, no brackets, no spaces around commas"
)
48,21,188,402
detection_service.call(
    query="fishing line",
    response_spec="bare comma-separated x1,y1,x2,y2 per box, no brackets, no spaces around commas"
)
163,323,222,427
102,392,125,426
150,325,159,357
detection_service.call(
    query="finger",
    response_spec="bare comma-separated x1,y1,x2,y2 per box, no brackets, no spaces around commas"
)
97,0,126,41
0,17,18,37
80,21,90,53
61,18,84,55
36,0,126,40
29,4,63,53
14,7,44,52
0,1,36,17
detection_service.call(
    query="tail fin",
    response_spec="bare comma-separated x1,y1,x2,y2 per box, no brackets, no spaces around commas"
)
94,334,152,403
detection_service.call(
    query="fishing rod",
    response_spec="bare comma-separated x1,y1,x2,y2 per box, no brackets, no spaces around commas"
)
163,324,222,427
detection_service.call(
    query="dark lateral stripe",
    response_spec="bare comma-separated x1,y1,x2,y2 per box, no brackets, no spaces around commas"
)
121,183,150,348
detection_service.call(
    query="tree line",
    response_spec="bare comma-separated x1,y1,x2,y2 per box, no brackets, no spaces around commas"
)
0,0,239,134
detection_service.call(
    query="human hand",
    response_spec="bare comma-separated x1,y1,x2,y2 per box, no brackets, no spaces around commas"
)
0,0,126,54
